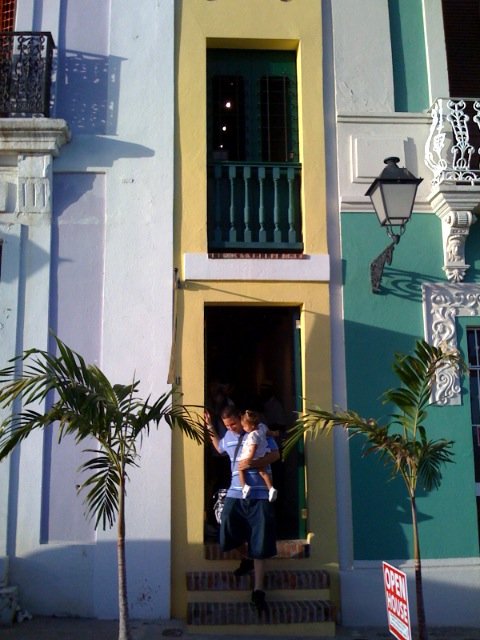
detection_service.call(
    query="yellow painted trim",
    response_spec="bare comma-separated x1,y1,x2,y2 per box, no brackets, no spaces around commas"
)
173,0,336,625
207,37,299,50
171,281,338,619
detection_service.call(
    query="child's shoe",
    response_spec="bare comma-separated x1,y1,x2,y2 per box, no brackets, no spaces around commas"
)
268,487,278,502
242,484,251,499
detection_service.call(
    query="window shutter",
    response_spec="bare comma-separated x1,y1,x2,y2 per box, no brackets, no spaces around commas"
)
0,0,16,32
442,0,480,96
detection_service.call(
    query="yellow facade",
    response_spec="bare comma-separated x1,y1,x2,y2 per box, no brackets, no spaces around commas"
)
173,0,338,623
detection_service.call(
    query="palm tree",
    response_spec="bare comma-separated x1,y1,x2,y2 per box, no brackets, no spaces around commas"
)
284,340,464,640
0,337,204,640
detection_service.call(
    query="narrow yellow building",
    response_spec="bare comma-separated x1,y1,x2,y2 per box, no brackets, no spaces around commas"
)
172,1,338,633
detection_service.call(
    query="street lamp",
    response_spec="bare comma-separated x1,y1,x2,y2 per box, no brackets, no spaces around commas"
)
366,157,423,293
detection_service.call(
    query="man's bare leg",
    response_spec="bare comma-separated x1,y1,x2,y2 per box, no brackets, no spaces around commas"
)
252,559,268,613
253,559,265,591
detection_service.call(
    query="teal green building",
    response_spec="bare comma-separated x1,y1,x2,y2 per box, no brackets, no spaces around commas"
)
329,0,480,626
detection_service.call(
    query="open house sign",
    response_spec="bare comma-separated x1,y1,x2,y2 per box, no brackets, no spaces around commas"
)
382,562,412,640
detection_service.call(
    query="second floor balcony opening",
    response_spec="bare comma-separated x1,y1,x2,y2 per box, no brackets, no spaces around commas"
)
0,32,54,118
426,3,480,186
207,48,303,253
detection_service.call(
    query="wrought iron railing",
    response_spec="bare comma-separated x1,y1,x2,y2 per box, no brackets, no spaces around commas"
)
0,32,54,117
425,97,480,186
207,162,303,252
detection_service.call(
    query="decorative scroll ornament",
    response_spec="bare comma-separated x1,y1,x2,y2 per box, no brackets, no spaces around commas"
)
423,283,480,405
425,100,447,185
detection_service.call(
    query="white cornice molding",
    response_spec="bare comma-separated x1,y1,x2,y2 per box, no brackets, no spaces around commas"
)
0,119,71,156
428,185,480,219
339,198,434,214
423,283,480,405
337,113,431,125
0,119,71,221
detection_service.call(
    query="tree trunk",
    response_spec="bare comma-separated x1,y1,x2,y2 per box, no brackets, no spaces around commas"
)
411,495,427,640
117,475,131,640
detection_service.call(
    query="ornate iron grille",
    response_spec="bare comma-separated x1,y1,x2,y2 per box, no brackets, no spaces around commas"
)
425,97,480,185
0,32,54,117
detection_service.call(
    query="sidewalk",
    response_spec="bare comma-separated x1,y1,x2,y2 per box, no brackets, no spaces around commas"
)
2,617,480,640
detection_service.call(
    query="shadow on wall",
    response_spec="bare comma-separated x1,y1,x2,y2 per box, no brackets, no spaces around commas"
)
56,135,155,171
342,261,442,302
342,319,475,561
0,234,70,286
8,539,172,620
53,49,125,135
340,556,480,627
7,539,480,627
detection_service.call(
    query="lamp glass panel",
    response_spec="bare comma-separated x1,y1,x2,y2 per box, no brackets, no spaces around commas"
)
379,182,416,224
370,186,388,225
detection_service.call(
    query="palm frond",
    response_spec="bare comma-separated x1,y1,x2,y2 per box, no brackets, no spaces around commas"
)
417,438,455,491
78,452,121,530
0,335,208,536
0,410,46,459
282,407,372,459
284,340,463,498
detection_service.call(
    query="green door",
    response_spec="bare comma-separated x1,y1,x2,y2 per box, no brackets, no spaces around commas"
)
293,308,307,538
207,49,299,163
204,305,307,540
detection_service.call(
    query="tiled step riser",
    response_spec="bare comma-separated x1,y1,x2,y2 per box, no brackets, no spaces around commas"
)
187,590,331,604
188,541,336,636
187,622,336,636
187,600,336,625
204,540,310,560
187,569,330,591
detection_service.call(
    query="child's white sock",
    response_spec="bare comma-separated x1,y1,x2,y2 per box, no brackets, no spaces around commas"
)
268,487,278,502
242,484,251,499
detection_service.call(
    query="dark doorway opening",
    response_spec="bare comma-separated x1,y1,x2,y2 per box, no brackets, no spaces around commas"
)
204,305,305,541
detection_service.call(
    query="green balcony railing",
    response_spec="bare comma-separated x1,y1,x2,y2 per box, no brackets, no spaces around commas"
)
207,162,303,252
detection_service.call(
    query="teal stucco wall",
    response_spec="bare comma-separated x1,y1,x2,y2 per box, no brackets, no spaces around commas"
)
342,210,480,560
388,0,429,112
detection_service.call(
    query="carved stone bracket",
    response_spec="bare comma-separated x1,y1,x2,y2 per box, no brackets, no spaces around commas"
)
442,210,475,282
428,185,479,283
423,283,480,405
17,155,51,215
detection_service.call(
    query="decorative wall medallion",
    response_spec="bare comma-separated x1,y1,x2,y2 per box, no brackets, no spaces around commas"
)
423,283,480,405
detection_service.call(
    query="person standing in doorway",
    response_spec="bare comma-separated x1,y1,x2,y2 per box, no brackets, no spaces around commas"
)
204,404,279,614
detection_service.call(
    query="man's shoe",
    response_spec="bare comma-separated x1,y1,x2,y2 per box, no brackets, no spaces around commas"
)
233,558,254,577
251,589,268,615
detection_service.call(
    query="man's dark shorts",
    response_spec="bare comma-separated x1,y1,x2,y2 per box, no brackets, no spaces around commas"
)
220,497,277,559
